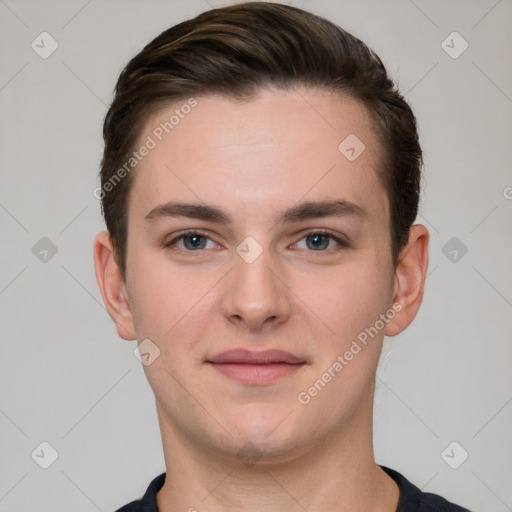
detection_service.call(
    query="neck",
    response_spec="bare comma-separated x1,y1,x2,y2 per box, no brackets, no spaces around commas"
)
155,392,399,512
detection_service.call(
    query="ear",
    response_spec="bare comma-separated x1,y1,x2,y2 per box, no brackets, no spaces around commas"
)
93,231,136,340
385,224,429,337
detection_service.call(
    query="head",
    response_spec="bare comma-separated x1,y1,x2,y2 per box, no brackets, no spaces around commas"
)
94,2,428,464
98,2,423,281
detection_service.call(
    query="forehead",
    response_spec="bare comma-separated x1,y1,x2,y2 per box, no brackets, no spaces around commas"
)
128,86,388,227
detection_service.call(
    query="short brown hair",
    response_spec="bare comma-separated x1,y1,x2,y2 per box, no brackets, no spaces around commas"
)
99,1,422,280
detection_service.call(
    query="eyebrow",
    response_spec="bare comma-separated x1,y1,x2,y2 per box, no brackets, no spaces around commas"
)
144,199,368,225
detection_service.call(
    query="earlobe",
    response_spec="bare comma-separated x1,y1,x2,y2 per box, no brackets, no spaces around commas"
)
385,224,429,337
93,231,136,340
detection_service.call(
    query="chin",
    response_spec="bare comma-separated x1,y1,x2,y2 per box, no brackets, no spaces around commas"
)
226,433,305,468
220,406,308,460
225,402,292,435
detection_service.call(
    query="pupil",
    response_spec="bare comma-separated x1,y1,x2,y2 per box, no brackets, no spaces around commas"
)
185,235,205,250
308,234,328,250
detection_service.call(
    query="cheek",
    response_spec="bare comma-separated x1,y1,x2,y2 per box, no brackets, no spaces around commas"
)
127,253,194,341
295,258,390,342
128,260,213,398
293,264,388,425
127,252,222,366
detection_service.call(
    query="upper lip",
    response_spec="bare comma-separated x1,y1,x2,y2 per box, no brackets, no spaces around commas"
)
207,349,305,365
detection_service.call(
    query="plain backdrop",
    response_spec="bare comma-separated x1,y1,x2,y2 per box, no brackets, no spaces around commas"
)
1,0,511,510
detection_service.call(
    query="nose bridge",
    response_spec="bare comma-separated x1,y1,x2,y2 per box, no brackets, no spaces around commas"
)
222,243,290,329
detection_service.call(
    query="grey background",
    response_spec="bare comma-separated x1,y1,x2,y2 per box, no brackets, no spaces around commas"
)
1,0,511,510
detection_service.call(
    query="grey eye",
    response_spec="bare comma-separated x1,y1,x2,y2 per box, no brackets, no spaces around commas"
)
183,234,208,250
305,234,332,250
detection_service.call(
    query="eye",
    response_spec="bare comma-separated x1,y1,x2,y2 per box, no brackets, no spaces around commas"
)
293,231,349,252
163,230,350,253
164,231,220,251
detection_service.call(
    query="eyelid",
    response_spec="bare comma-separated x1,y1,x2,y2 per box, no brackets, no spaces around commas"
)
164,229,350,252
164,229,219,249
290,229,350,250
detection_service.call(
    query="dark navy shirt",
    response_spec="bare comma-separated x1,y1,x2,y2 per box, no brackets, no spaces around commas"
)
114,465,472,511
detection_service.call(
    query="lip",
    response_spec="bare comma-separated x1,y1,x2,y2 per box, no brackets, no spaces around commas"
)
206,349,306,385
208,349,305,365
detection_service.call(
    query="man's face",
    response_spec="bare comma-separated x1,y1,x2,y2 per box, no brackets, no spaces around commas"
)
122,86,396,461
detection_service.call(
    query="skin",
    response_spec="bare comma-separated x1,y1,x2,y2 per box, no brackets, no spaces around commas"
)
94,86,429,511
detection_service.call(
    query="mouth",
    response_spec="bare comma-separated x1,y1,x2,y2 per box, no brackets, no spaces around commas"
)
206,349,306,385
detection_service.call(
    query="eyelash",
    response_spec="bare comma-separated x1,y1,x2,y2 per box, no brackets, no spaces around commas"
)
163,229,350,253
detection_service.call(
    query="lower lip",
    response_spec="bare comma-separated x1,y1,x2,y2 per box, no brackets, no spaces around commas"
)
208,362,305,385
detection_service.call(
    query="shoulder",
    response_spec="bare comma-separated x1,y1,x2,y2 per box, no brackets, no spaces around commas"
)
379,465,473,512
114,502,142,512
114,469,473,512
113,473,166,512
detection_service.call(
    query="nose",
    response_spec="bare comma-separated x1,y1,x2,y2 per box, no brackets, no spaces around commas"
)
221,246,291,332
